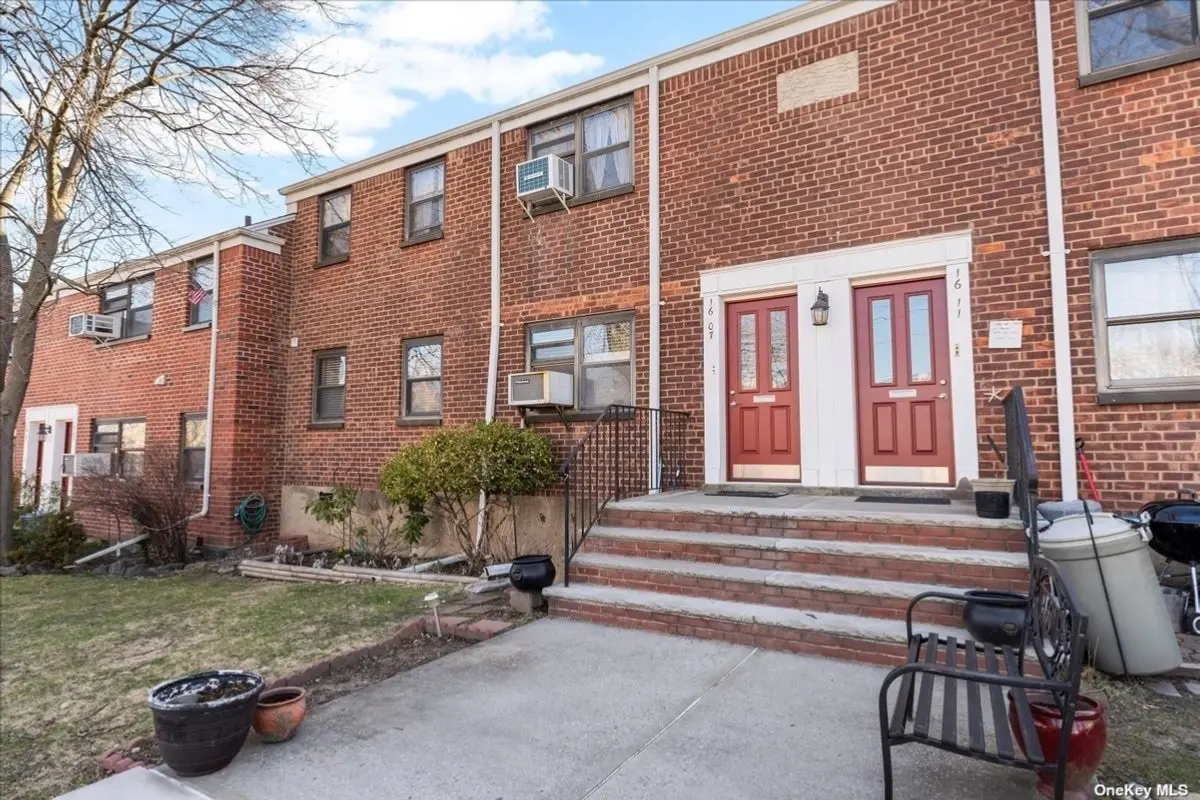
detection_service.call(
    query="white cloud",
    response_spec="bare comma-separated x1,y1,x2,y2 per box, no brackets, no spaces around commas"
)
297,0,604,159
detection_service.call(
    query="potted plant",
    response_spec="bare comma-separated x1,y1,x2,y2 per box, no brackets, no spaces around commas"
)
148,669,264,776
253,687,308,743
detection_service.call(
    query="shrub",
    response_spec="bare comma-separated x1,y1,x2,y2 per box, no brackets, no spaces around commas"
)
380,421,557,574
8,509,88,568
302,483,422,567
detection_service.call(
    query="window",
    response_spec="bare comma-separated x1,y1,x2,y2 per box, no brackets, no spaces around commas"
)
181,413,207,484
187,257,214,326
1091,238,1200,403
402,337,443,419
527,312,633,411
1077,0,1200,82
529,98,632,206
319,189,351,263
407,161,444,242
93,418,146,477
101,277,154,338
312,349,347,423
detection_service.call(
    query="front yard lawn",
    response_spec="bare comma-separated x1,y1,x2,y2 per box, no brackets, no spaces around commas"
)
0,572,444,800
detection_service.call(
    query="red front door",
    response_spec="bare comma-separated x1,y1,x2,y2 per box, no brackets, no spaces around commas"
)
726,295,800,481
853,278,954,486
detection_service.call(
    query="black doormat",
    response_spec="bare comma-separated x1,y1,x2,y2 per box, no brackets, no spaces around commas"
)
855,495,951,506
705,489,790,499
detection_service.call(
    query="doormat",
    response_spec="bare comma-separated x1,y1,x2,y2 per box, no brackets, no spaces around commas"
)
855,495,951,506
705,489,789,499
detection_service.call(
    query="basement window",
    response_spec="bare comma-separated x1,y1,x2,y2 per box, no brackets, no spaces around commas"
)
1090,237,1200,403
93,418,146,477
101,277,154,339
1077,0,1200,84
527,312,634,411
319,188,351,263
181,413,208,485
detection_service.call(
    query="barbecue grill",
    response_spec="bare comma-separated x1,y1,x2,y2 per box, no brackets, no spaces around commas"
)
1139,488,1200,636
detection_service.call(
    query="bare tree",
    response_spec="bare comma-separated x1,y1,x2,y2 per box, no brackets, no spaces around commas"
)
1,0,353,562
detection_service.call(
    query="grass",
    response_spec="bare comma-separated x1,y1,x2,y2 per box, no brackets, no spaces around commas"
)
1086,668,1200,786
0,572,446,800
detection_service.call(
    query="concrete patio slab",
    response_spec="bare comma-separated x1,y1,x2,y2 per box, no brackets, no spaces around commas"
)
59,767,214,799
169,618,1032,800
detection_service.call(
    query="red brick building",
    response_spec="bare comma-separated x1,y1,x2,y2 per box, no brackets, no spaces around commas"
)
18,0,1199,553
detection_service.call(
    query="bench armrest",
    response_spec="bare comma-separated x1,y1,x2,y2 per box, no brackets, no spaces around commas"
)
880,659,1070,698
905,590,1027,643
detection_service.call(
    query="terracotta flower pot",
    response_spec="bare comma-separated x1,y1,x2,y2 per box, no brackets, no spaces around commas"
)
1007,690,1106,800
253,687,308,744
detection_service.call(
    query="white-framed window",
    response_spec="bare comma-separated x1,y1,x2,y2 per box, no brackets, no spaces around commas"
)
1076,0,1200,84
526,311,634,411
1090,237,1200,403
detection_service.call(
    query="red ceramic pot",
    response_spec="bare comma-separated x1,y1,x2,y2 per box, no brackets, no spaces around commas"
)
1007,690,1106,800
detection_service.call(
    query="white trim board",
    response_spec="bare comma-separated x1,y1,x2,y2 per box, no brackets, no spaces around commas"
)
700,231,978,489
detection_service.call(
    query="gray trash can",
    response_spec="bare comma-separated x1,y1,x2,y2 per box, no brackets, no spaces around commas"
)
1039,512,1181,676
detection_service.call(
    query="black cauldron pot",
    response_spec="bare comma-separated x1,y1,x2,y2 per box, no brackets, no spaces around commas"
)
148,669,264,776
961,590,1027,648
509,555,556,591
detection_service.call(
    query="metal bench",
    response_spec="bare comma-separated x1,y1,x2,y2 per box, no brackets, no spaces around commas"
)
877,556,1089,800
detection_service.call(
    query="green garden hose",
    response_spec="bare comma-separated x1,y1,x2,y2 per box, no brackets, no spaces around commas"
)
233,493,268,537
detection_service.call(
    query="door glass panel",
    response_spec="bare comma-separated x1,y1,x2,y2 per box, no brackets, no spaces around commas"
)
738,313,756,390
870,298,894,385
769,309,789,390
907,294,933,383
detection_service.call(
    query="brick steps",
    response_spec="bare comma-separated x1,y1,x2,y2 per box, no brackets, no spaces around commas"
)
603,505,1026,552
568,552,968,628
544,583,973,668
584,526,1029,592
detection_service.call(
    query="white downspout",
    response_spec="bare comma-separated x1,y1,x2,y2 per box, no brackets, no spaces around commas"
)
1034,0,1079,501
648,64,662,491
475,120,503,547
191,238,221,520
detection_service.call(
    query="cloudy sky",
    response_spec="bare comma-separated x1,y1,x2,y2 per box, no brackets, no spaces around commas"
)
143,0,796,244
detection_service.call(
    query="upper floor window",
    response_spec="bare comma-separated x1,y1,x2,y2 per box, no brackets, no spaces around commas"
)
529,98,632,207
1091,237,1200,404
319,189,351,263
527,312,633,411
188,257,214,326
1078,0,1200,83
407,160,444,243
93,417,145,477
402,337,443,420
181,413,208,485
312,349,347,424
101,277,154,339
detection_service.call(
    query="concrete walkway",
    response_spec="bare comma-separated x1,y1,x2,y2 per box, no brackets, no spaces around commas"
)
163,618,1032,800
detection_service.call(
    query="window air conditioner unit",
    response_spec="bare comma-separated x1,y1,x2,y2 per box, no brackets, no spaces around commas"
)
62,452,116,476
508,371,574,408
515,154,573,219
68,313,121,340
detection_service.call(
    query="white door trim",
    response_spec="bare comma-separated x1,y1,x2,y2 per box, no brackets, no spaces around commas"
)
700,231,977,488
20,404,79,509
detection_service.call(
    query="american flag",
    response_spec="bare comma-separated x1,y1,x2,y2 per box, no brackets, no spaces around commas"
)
187,283,209,306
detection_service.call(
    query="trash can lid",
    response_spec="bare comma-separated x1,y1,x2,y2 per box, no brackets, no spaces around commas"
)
1038,512,1141,548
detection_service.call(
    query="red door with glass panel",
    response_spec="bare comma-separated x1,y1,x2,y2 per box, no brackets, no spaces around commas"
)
726,296,800,481
853,278,954,486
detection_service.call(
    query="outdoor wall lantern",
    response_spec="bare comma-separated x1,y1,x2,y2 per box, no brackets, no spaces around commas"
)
810,287,830,326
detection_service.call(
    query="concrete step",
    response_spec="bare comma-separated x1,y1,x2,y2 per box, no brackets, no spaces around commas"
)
583,526,1029,592
602,493,1026,553
569,552,969,628
544,583,973,667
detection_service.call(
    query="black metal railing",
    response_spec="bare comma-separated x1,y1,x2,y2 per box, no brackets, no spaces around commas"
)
1003,385,1040,556
561,405,690,586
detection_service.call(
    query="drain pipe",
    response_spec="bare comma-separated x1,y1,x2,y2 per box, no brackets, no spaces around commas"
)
475,120,503,547
1034,0,1079,501
648,64,662,491
191,238,221,520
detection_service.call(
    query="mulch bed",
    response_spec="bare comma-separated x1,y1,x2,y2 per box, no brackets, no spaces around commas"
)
305,633,472,706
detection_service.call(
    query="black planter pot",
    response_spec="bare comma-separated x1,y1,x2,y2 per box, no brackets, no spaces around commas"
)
509,555,556,591
148,669,264,777
961,590,1027,648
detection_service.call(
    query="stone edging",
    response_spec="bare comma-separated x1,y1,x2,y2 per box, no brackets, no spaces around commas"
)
99,613,514,776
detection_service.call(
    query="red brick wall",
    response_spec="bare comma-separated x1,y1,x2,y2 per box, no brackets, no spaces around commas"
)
1050,1,1200,509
